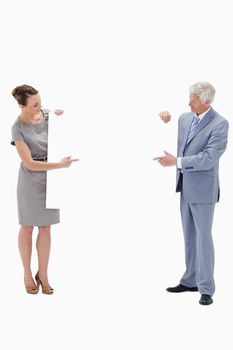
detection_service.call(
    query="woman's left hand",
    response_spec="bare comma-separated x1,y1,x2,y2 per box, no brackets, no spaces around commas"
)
54,109,64,116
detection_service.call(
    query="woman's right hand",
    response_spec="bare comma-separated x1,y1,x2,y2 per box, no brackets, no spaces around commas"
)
60,156,79,168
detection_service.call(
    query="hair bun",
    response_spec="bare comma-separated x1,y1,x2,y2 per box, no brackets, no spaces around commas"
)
11,84,38,106
12,86,21,98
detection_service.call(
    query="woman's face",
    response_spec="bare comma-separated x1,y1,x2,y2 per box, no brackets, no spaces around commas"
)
21,93,42,115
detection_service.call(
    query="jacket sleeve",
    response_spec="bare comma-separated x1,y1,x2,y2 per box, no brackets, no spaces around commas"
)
180,120,229,172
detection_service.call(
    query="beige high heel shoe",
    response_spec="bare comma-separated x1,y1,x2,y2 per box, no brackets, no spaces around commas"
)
24,278,39,294
35,272,54,295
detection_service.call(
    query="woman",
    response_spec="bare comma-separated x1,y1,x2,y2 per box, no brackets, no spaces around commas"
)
11,84,78,294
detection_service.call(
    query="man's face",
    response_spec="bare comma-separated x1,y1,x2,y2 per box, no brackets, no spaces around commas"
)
189,93,210,115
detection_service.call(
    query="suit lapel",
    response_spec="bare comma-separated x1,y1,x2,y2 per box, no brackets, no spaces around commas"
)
180,114,193,154
186,107,215,145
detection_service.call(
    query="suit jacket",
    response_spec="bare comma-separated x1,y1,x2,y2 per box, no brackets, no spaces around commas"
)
176,107,229,203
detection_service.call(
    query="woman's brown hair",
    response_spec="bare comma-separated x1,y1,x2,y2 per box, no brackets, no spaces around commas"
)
12,84,38,106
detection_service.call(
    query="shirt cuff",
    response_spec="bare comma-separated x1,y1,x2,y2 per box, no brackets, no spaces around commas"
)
177,157,182,169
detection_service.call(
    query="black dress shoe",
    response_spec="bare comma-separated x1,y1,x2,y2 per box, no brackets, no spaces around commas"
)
166,283,198,293
199,294,213,305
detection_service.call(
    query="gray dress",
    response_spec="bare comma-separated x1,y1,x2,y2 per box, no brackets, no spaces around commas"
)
11,109,60,226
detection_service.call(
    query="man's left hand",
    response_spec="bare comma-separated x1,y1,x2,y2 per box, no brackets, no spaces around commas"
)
153,150,177,167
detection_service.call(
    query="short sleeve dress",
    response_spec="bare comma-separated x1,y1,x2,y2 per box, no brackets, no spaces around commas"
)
11,109,60,226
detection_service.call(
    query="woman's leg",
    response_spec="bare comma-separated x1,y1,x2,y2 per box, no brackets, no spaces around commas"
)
36,225,52,287
18,225,36,287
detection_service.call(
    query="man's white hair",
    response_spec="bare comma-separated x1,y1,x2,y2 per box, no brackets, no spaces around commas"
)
189,81,216,104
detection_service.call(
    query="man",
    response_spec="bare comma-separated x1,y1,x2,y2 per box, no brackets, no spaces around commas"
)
154,82,229,305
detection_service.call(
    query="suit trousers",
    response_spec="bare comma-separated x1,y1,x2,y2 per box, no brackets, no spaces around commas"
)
179,192,216,295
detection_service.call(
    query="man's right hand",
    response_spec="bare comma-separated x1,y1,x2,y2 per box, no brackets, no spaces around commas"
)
159,111,171,123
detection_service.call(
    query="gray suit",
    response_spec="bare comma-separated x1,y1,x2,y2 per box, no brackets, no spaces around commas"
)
176,107,229,295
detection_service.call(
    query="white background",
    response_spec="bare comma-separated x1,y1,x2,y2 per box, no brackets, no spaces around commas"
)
1,0,233,349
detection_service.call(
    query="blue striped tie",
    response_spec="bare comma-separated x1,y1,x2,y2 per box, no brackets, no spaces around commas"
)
187,115,200,143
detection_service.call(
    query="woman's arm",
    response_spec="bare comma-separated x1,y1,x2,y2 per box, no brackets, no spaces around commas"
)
15,141,78,171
